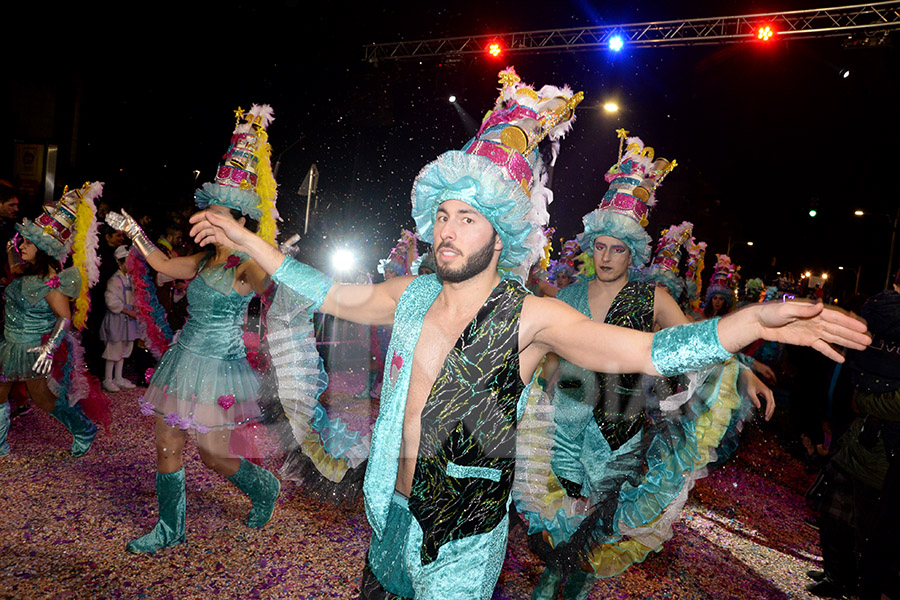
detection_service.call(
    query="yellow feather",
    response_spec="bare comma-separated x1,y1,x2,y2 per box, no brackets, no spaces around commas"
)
253,130,278,245
71,199,94,330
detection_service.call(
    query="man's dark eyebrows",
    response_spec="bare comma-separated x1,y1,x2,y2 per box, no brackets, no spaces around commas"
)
437,206,480,216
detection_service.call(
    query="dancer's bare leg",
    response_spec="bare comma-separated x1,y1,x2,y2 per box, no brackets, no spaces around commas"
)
24,377,58,412
155,414,188,474
196,427,240,477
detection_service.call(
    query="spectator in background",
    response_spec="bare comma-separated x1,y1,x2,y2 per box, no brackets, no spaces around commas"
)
806,270,900,599
84,224,127,377
0,182,31,418
99,246,140,392
155,223,189,331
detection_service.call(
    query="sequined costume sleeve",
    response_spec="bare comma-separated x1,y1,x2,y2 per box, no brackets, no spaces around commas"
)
271,256,334,312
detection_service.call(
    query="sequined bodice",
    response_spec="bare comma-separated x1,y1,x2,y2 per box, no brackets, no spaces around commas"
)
555,279,655,450
176,255,253,360
3,268,81,344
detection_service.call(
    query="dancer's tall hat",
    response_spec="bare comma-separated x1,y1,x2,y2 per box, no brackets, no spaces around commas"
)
577,129,676,268
412,67,583,281
16,181,103,329
195,104,279,244
644,221,692,299
684,236,707,308
705,254,739,309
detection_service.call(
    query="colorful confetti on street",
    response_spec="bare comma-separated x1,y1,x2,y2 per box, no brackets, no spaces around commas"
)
1,381,827,600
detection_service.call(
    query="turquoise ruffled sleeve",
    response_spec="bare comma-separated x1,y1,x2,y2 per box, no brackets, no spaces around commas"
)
271,256,334,313
55,267,82,299
651,317,732,376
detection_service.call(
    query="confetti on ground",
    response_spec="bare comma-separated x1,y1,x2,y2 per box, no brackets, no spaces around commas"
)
1,376,829,599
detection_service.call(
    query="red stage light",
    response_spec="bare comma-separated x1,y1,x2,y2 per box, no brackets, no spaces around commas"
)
757,25,774,41
488,42,502,57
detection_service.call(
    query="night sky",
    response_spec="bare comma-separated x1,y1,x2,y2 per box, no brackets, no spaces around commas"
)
5,0,899,296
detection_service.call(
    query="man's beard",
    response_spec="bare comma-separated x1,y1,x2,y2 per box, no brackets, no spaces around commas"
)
435,235,497,283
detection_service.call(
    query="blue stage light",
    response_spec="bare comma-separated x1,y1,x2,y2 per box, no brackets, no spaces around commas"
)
609,35,624,51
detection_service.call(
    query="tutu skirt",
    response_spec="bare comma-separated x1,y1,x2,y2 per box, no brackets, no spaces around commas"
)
142,342,261,430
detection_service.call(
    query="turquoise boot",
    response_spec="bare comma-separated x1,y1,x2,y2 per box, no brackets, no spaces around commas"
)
0,402,10,456
227,458,280,528
532,567,564,600
49,403,97,457
127,468,186,553
562,570,596,600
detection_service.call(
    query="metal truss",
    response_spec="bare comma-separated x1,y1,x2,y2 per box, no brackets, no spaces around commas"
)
363,2,900,62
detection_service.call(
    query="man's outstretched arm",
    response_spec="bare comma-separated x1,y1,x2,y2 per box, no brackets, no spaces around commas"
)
520,296,871,379
188,209,407,325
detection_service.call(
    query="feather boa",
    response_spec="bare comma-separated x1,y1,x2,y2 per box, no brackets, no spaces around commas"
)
70,182,102,329
249,104,279,245
47,333,112,431
126,249,173,360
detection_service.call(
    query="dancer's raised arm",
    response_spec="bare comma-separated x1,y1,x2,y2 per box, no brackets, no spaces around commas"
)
106,210,206,280
189,208,408,325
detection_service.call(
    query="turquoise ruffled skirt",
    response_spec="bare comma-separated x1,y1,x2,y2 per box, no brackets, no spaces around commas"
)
143,342,261,430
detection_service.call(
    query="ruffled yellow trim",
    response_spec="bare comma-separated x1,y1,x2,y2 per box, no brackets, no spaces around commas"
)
588,535,658,577
585,358,741,576
300,429,349,483
692,358,741,467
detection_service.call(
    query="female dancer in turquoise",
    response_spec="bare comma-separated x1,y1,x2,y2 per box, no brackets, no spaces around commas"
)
111,104,282,554
0,183,106,458
110,204,279,553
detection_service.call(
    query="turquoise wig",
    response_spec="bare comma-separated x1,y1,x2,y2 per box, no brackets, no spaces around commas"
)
575,208,652,268
412,150,537,273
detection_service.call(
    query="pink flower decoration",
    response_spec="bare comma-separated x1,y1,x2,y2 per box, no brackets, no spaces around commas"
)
217,394,236,411
45,276,60,289
139,401,155,416
164,413,181,427
144,368,156,384
196,424,211,434
178,416,193,430
224,255,241,269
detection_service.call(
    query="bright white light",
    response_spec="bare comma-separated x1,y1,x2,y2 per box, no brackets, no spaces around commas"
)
854,210,864,216
609,35,624,51
449,95,457,103
841,69,850,79
746,241,754,246
603,102,619,113
331,248,355,272
839,266,845,270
